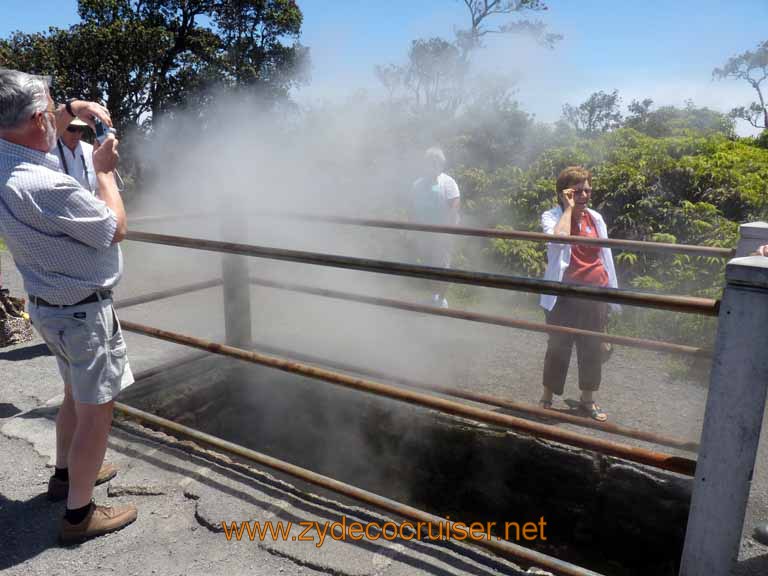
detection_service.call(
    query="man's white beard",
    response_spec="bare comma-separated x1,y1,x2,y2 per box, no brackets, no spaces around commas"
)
44,114,57,152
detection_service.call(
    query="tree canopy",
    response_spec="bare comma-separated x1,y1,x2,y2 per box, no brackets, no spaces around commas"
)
455,0,561,56
375,0,558,117
0,0,307,133
713,40,768,129
624,99,734,138
560,90,623,136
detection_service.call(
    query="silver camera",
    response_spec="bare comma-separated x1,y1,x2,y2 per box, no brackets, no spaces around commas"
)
93,117,116,144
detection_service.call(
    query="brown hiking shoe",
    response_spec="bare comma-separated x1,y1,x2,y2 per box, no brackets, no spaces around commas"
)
59,502,138,544
47,462,119,501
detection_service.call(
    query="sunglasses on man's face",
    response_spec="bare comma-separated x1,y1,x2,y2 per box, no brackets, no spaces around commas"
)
66,126,86,133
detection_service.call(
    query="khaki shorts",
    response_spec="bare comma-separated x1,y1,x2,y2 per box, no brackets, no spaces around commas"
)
29,297,134,404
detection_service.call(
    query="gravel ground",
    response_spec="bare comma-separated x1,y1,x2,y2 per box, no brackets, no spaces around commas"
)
3,230,768,575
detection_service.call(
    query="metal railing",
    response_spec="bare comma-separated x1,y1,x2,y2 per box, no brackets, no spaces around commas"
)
130,211,735,258
125,231,719,316
265,211,736,258
115,280,700,451
247,276,711,358
120,318,697,477
119,221,730,575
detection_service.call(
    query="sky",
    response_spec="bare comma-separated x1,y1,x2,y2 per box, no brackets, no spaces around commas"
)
2,0,766,134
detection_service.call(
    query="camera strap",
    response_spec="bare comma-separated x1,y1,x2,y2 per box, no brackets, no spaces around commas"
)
56,141,93,193
56,140,70,175
80,154,92,193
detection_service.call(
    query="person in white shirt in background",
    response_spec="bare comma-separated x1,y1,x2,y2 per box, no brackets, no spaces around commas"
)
410,147,461,308
55,117,97,193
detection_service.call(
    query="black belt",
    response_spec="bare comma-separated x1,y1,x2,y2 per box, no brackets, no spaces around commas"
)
29,290,113,308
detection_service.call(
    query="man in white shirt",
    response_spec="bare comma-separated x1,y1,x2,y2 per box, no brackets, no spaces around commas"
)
55,118,97,193
410,147,461,308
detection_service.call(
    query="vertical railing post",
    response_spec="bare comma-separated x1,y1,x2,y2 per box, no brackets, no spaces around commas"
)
679,255,768,575
220,207,252,348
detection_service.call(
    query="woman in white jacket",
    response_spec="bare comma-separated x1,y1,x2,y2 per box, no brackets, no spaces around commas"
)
539,166,618,421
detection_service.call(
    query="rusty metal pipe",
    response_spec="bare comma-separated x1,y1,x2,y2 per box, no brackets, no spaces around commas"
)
264,212,736,259
109,275,703,448
130,211,213,226
130,351,212,383
130,209,734,259
115,279,224,310
120,319,697,476
114,401,605,576
248,276,711,358
245,340,699,453
116,274,701,449
125,231,719,316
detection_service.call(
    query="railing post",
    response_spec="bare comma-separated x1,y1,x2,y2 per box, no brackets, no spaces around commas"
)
679,255,768,576
735,221,768,257
220,209,252,348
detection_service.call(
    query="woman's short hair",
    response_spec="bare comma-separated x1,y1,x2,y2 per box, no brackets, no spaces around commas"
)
556,166,591,194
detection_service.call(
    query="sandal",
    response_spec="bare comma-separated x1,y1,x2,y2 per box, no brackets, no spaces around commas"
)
538,399,553,410
581,402,607,422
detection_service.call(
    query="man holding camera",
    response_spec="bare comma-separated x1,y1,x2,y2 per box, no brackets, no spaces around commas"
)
0,68,136,543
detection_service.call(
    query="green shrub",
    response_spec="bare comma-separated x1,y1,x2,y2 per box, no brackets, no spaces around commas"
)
461,128,767,348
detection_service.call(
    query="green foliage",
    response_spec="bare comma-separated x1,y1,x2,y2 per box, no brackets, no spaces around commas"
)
489,234,545,277
560,90,623,136
455,124,768,349
625,99,734,138
0,0,306,193
508,128,768,231
453,164,526,224
0,0,307,133
449,89,536,170
755,130,768,149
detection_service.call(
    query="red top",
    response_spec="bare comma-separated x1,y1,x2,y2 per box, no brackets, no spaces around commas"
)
564,210,609,286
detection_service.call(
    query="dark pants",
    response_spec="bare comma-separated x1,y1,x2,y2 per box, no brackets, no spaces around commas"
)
542,297,608,395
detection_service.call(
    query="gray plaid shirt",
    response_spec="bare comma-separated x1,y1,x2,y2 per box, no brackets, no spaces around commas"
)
0,138,121,305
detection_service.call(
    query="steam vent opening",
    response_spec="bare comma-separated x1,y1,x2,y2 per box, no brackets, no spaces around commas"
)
121,350,692,576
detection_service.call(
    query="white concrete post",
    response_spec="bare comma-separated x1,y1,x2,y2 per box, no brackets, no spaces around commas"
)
735,221,768,257
679,255,768,576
